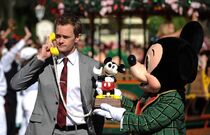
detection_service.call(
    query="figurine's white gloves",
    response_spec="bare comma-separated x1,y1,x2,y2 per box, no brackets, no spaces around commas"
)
93,66,103,75
93,103,126,121
96,87,103,95
95,81,103,95
114,88,122,96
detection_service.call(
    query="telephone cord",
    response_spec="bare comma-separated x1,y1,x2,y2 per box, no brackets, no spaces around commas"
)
52,56,92,118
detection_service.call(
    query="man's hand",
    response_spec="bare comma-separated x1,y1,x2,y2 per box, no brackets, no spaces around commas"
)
93,103,125,121
37,38,53,61
23,26,32,42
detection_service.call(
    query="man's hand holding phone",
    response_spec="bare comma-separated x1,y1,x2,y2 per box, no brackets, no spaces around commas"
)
37,33,59,61
49,33,59,56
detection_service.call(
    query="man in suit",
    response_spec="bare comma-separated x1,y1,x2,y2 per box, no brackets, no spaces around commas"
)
10,13,104,135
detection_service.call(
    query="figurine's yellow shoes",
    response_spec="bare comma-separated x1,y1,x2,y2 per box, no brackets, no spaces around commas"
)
110,94,121,99
96,94,106,99
113,95,121,99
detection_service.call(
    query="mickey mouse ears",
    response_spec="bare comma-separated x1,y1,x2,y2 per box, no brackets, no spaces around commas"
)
180,21,204,54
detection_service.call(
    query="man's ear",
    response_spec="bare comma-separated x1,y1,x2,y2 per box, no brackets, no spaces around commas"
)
75,34,81,43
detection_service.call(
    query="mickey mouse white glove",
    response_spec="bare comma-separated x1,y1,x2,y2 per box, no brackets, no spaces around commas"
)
93,103,126,121
96,87,103,95
114,88,122,96
95,80,103,95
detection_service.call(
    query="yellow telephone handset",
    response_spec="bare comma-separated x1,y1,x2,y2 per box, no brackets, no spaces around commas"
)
49,32,59,56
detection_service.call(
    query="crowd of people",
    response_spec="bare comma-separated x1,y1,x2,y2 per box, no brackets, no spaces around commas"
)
0,14,151,135
0,11,209,135
0,18,40,135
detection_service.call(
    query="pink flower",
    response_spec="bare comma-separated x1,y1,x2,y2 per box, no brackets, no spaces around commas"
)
178,7,183,15
165,0,178,5
101,0,107,6
107,0,114,5
113,4,118,11
191,2,201,9
171,3,178,11
58,2,65,15
187,8,193,16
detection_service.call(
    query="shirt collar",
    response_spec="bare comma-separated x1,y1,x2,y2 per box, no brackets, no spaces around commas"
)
57,49,78,65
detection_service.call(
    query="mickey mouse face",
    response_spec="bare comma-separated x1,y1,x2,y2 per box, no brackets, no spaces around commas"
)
128,21,204,93
104,61,118,76
127,44,163,93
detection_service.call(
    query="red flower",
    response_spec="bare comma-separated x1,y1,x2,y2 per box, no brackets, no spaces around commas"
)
12,34,21,41
113,4,118,11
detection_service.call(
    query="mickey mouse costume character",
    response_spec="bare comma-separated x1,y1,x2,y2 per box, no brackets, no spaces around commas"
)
93,21,204,135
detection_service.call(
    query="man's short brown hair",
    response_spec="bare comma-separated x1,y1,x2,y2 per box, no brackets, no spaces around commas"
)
55,13,82,36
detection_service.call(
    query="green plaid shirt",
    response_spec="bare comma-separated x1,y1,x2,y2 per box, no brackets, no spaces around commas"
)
121,90,185,135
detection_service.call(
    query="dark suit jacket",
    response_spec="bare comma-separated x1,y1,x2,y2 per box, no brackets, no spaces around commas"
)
10,52,103,135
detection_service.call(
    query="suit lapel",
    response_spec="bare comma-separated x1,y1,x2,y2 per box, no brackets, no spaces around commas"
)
48,57,59,100
79,53,87,95
48,54,88,103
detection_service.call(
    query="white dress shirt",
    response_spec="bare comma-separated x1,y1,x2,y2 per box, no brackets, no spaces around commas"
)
56,49,85,125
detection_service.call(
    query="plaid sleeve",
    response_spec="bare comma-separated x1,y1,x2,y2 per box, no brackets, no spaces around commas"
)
121,95,136,112
121,91,184,134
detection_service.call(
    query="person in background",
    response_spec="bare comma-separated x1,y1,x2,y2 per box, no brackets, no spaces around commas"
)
15,47,38,135
0,39,7,135
1,26,31,135
10,13,104,135
130,45,145,64
156,21,176,39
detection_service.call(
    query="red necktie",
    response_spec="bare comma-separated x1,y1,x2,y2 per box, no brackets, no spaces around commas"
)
57,57,68,128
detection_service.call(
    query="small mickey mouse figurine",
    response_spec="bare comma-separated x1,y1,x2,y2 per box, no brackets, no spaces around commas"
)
94,21,204,134
93,57,125,99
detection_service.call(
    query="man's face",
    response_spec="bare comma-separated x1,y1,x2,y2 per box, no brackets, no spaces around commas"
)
55,24,80,56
